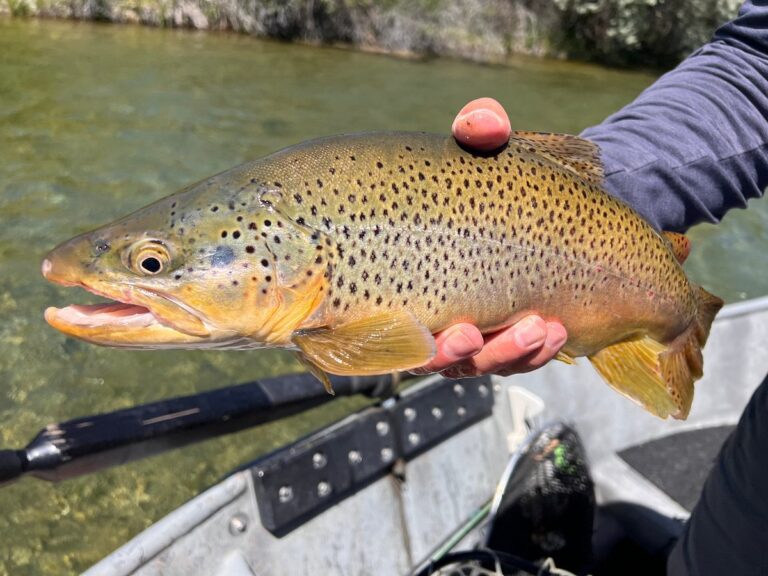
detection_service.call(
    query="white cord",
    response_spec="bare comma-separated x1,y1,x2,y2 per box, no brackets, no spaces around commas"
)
538,557,592,576
431,554,591,576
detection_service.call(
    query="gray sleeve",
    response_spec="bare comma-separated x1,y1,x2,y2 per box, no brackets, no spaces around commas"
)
581,0,768,232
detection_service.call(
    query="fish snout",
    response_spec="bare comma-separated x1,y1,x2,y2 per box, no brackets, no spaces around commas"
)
41,258,53,279
41,240,93,287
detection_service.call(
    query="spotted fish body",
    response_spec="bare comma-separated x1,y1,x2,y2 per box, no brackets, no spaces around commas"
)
43,131,722,419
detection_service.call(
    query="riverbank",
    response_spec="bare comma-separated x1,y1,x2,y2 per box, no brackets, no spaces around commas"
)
0,0,741,67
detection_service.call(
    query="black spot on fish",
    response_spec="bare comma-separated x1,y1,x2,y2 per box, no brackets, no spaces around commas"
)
210,246,235,268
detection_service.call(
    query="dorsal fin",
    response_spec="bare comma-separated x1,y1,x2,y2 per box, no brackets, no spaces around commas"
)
510,131,603,184
662,231,691,264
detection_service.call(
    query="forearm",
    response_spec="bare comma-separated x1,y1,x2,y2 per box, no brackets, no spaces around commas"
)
582,1,768,232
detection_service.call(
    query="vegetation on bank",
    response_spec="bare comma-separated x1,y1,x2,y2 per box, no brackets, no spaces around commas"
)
0,0,743,67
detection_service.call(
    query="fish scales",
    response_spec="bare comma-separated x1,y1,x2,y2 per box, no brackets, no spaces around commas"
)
42,131,722,419
243,132,695,355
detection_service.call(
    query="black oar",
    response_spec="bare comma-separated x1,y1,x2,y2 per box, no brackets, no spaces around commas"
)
0,371,412,487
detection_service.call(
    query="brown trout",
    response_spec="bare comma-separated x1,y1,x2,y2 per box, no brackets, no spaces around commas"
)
42,131,723,419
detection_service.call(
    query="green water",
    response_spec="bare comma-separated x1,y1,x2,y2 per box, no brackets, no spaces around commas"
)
1,17,767,575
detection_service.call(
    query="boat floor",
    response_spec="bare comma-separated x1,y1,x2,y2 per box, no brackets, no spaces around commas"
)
618,425,734,511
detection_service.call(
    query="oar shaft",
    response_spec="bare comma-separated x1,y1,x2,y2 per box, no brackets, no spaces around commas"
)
0,372,408,486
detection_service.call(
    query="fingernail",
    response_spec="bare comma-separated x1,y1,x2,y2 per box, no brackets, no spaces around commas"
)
514,317,546,349
547,323,568,350
408,367,432,375
453,109,505,134
444,328,481,358
441,365,474,380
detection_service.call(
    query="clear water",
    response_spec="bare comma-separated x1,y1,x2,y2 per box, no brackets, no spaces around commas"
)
0,18,766,575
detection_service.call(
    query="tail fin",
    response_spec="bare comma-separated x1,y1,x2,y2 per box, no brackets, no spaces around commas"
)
588,285,723,420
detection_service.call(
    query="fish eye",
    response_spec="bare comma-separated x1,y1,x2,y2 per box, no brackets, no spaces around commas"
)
126,240,172,276
139,256,162,274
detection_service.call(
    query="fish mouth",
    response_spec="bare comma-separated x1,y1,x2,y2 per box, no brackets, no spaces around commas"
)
43,268,213,348
46,301,158,330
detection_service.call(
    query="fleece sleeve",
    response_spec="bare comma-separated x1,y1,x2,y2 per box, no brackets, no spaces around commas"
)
581,0,768,232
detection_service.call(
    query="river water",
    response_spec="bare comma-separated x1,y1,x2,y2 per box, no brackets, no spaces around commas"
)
0,17,766,575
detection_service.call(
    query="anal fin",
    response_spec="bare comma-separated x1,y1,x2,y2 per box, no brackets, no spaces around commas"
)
292,310,436,379
588,336,680,419
589,284,722,420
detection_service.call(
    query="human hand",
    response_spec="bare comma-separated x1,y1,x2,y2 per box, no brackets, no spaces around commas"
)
414,98,568,378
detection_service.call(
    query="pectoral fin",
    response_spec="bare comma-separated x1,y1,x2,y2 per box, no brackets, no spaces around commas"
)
295,352,335,395
293,310,436,378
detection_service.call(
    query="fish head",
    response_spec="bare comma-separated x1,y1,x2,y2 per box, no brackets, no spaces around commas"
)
43,177,329,349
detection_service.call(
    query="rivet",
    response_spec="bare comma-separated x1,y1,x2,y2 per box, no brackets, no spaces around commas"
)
404,407,417,421
381,447,394,463
228,514,248,535
431,406,443,420
376,421,390,436
278,485,293,503
317,481,332,498
478,384,489,397
453,383,465,397
348,450,362,465
312,452,327,469
408,432,420,446
457,406,467,417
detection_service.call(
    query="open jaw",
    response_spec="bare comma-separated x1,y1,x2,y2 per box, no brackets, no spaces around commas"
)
45,301,158,330
44,282,213,348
